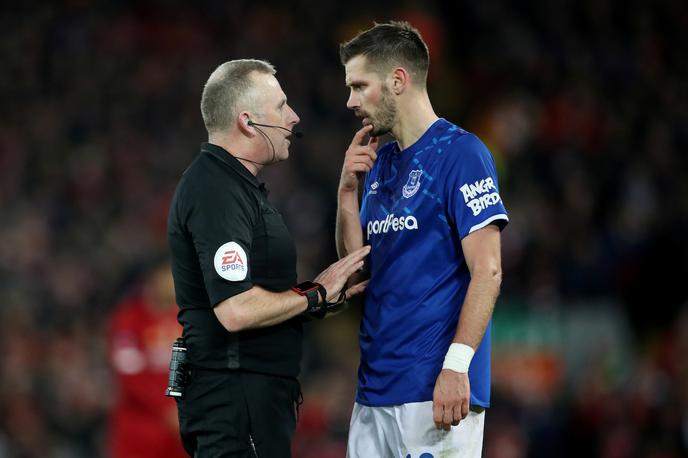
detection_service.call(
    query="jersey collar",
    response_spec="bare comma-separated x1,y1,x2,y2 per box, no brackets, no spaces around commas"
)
393,118,449,156
201,142,263,189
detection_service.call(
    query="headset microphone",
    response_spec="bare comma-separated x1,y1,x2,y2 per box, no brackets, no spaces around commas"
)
248,120,303,139
232,120,302,167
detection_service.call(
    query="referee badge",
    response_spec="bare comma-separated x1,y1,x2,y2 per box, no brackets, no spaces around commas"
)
402,169,423,198
214,241,248,281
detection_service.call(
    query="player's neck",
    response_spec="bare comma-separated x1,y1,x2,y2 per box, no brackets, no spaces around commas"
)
392,93,439,151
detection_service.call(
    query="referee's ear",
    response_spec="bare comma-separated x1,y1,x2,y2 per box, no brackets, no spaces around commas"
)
238,112,255,137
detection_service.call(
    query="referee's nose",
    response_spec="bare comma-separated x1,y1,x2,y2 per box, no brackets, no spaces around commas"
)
286,104,300,127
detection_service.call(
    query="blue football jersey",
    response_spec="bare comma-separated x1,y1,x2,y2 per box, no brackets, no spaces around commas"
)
357,118,508,408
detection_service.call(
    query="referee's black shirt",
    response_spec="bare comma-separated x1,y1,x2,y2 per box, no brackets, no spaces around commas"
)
167,143,301,377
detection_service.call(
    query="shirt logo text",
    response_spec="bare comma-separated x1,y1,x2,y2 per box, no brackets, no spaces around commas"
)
367,214,419,239
460,177,502,216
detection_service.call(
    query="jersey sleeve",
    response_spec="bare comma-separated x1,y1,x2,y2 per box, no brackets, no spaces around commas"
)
183,185,257,306
445,134,509,239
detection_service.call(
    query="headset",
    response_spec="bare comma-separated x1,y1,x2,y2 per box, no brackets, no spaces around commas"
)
233,120,303,166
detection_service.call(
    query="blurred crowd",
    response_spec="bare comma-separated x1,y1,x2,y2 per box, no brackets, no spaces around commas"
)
0,0,686,456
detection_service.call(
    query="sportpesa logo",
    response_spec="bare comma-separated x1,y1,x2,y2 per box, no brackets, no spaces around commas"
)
366,214,419,239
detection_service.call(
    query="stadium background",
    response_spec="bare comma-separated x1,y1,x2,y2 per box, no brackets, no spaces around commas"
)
1,0,687,456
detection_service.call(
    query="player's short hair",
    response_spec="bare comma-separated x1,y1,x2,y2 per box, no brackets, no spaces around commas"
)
339,21,429,88
201,59,276,135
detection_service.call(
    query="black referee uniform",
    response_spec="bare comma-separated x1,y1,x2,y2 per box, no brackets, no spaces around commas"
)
168,142,303,457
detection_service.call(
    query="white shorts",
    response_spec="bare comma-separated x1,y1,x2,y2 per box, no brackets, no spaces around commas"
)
346,401,485,458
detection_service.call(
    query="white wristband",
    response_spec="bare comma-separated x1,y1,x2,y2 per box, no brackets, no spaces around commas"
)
442,343,475,373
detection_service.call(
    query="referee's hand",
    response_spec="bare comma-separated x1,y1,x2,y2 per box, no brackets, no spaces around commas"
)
432,369,470,431
314,245,371,303
340,125,379,193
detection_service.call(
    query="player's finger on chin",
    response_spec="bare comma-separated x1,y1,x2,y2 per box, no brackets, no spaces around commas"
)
351,125,371,146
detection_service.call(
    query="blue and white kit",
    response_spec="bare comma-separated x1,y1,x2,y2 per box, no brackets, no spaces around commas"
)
358,118,509,409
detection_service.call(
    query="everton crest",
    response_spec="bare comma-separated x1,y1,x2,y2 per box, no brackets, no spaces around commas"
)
402,170,423,198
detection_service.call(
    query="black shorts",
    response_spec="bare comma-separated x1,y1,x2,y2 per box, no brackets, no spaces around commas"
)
177,369,302,458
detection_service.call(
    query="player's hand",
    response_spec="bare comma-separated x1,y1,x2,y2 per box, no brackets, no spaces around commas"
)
340,125,379,193
314,245,370,303
432,369,470,431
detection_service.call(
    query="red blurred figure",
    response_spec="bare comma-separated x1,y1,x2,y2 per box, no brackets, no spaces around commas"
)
107,259,186,458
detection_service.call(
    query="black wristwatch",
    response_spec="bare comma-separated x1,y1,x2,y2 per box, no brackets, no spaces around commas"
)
292,281,349,320
291,281,324,311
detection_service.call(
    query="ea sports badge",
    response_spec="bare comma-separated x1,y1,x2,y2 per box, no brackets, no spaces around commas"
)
214,241,248,281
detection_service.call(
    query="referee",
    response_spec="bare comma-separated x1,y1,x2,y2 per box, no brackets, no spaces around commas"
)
167,59,369,458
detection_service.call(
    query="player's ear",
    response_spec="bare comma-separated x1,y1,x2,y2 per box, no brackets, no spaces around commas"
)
390,67,409,95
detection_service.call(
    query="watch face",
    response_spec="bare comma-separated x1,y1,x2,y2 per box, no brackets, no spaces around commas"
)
294,281,319,293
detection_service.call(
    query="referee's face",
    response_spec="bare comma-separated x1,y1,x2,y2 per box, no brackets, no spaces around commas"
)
251,73,300,162
345,55,397,137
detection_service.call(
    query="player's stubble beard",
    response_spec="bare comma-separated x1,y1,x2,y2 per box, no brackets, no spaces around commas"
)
368,83,398,137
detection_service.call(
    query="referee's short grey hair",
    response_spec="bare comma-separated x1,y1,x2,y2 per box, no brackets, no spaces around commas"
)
200,59,276,135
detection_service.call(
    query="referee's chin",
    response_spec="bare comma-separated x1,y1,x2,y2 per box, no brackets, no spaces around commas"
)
282,141,293,160
275,148,289,162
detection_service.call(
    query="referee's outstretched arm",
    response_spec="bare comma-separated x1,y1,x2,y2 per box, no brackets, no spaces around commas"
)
213,246,370,331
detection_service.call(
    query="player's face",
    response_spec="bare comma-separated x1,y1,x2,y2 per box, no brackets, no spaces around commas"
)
345,55,398,137
251,72,300,162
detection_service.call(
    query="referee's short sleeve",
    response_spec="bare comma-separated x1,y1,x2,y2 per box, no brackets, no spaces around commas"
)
186,188,257,306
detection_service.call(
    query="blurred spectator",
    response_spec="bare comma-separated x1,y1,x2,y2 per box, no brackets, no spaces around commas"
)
107,258,185,458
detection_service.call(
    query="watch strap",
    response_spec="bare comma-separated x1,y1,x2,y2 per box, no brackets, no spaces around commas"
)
304,288,320,311
315,283,327,305
304,282,324,319
300,282,347,320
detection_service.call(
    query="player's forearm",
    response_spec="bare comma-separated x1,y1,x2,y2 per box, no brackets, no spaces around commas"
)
453,265,502,349
336,188,364,258
213,286,308,332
